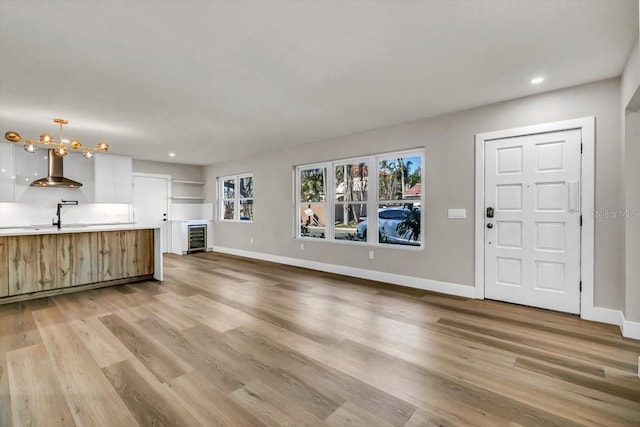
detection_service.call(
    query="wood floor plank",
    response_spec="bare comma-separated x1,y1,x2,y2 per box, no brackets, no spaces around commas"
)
69,316,134,368
34,321,138,427
99,313,192,383
225,326,415,427
7,344,75,427
325,401,395,427
154,292,247,333
142,299,197,330
102,358,202,427
136,314,246,394
229,380,326,427
2,251,638,426
0,300,47,352
435,317,639,373
181,323,344,420
0,358,13,427
167,371,261,427
514,357,640,403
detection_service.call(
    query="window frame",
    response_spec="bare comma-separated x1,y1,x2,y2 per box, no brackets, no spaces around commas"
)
296,163,328,239
295,149,424,249
219,172,254,222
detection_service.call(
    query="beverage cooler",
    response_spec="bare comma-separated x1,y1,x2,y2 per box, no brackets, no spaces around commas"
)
170,220,213,255
187,224,207,252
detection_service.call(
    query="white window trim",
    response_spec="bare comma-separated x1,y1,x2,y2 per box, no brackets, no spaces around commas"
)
295,149,424,248
219,173,254,222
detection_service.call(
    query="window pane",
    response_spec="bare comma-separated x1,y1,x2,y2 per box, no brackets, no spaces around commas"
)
377,203,421,246
240,199,253,221
240,176,253,198
300,167,326,203
223,179,235,199
334,203,367,242
335,162,368,202
378,156,422,201
223,201,234,220
299,203,326,239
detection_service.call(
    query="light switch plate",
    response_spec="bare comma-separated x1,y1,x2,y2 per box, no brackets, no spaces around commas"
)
448,208,466,219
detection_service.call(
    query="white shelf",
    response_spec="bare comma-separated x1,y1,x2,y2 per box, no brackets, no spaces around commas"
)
171,196,205,200
172,180,205,185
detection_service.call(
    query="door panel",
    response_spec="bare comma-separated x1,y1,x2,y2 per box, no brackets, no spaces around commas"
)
485,129,581,314
133,175,169,252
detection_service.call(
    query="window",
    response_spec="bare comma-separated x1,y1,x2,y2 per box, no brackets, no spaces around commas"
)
296,149,423,247
376,154,422,246
298,165,326,238
219,173,253,221
334,160,368,241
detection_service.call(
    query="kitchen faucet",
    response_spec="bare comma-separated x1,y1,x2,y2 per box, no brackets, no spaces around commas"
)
53,200,78,230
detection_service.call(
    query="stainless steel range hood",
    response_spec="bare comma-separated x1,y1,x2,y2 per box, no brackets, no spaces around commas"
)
31,149,82,188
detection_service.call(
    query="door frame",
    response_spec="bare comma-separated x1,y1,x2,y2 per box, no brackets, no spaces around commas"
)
133,172,172,251
474,117,595,319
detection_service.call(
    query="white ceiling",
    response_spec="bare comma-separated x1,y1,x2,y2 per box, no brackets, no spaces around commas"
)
0,0,637,165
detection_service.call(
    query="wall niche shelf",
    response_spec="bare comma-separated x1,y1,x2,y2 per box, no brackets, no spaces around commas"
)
172,180,205,185
171,196,205,200
171,179,205,202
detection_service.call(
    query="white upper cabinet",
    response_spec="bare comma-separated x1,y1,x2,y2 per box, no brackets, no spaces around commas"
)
65,152,96,202
13,147,48,201
0,143,15,202
94,154,133,203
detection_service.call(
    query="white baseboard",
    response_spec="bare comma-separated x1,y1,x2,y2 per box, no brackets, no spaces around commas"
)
589,306,640,340
588,306,624,326
623,318,640,341
212,246,476,298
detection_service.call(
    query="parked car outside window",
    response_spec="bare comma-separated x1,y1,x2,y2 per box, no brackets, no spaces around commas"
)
356,207,421,246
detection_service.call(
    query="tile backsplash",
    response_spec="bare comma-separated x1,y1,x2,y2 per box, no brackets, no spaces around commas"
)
0,202,132,227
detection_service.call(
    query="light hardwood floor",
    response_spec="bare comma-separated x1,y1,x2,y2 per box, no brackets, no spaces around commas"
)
1,252,639,426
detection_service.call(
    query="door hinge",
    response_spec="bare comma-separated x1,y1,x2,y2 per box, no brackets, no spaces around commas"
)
579,281,582,292
580,143,583,154
580,215,582,227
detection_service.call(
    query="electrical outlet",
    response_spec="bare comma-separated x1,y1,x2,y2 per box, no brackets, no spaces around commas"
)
250,238,254,245
369,251,374,260
300,243,304,251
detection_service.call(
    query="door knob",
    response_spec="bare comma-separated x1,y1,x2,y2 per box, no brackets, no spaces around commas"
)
487,223,494,229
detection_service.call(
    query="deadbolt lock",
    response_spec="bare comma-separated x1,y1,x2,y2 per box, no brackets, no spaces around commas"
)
486,207,494,218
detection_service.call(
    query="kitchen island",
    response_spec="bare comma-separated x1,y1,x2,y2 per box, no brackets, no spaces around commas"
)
0,225,162,304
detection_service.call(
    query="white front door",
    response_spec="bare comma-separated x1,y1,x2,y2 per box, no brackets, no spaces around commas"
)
133,175,169,253
484,129,581,314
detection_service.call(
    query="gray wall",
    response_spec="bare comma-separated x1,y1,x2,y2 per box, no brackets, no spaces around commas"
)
133,159,203,182
205,78,623,310
624,109,640,322
621,28,639,322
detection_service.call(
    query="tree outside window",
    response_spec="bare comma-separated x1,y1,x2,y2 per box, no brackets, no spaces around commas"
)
296,149,423,247
219,173,254,221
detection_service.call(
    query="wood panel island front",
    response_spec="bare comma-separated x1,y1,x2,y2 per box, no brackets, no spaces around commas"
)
0,225,162,303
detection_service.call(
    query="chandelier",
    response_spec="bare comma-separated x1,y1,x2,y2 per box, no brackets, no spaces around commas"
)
4,118,109,159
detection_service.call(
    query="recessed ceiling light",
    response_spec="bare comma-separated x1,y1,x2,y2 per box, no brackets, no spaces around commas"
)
169,152,176,157
530,76,545,85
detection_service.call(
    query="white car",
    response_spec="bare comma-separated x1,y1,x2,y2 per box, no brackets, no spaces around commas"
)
356,207,420,245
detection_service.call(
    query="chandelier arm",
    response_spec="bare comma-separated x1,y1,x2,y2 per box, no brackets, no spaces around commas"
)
3,118,109,155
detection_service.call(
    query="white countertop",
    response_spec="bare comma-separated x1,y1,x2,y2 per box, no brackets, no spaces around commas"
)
0,224,160,237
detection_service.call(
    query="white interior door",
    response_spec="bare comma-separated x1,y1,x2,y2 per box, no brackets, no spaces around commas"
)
133,175,169,253
484,129,581,314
